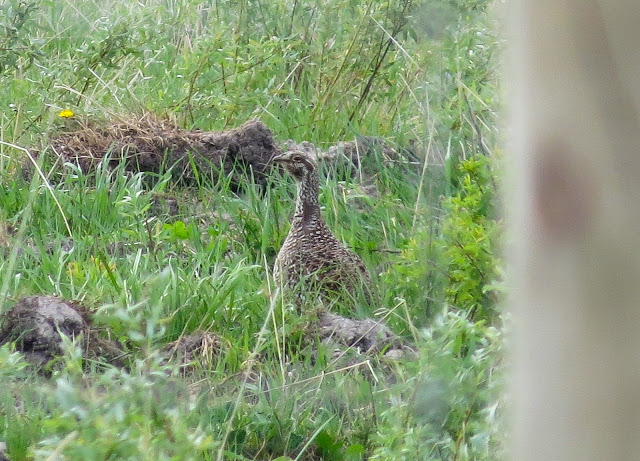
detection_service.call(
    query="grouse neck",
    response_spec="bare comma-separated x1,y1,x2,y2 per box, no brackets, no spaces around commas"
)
294,170,321,225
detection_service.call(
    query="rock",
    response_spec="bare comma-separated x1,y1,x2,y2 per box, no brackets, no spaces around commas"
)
0,296,87,367
0,440,8,461
0,296,123,369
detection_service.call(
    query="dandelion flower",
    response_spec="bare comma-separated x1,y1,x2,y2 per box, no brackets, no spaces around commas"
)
59,109,74,118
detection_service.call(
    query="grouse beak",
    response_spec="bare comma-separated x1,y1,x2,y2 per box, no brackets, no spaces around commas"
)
271,152,288,164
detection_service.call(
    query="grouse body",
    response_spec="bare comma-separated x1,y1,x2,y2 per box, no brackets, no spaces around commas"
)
273,149,373,304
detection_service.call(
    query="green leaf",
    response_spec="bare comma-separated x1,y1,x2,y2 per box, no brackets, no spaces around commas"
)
345,443,366,460
315,429,343,460
163,220,189,240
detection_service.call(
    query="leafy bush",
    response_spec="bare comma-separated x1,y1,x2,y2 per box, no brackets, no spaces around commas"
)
439,155,501,321
0,0,42,74
371,308,506,461
36,349,214,460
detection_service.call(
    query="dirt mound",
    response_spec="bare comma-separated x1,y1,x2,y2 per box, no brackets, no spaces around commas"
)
162,330,225,375
323,136,420,173
325,137,395,168
47,115,280,189
284,136,418,173
0,296,123,370
316,311,415,360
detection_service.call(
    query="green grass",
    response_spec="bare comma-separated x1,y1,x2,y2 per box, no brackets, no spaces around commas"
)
0,0,505,459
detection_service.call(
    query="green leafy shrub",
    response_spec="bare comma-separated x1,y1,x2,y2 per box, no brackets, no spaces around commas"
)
371,308,506,461
35,353,215,460
439,155,501,321
0,0,42,74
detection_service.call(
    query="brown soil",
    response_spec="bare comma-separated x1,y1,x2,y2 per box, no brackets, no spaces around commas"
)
47,115,281,189
0,296,124,370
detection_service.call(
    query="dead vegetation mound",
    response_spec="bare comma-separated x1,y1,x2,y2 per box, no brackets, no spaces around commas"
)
316,311,415,361
324,136,413,171
285,137,420,174
0,296,123,370
47,115,280,189
162,330,225,375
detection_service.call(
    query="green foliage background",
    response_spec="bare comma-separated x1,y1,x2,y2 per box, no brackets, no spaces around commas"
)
0,0,505,459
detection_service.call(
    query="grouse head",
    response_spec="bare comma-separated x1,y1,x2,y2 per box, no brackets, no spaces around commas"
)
272,150,317,182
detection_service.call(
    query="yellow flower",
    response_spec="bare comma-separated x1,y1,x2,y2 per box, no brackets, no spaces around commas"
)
66,261,82,279
59,109,74,118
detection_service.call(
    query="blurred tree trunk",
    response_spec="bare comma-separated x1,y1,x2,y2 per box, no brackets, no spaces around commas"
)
511,1,640,460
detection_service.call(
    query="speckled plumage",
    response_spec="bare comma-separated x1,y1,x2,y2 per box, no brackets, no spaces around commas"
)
273,150,373,304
